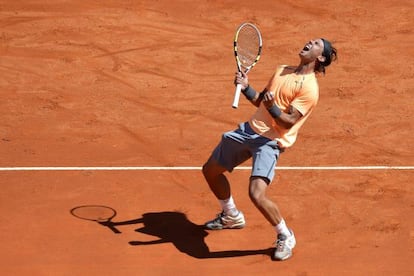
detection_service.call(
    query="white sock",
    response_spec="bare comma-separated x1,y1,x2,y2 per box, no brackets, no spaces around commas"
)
219,196,239,216
275,219,291,237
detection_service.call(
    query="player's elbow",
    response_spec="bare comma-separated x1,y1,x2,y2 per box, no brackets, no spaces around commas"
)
280,111,303,129
279,120,295,129
277,115,298,129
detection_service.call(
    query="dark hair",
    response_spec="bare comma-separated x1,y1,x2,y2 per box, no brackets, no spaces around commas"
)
315,38,337,74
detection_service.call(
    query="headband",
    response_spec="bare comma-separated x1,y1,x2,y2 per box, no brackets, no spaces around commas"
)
321,38,332,66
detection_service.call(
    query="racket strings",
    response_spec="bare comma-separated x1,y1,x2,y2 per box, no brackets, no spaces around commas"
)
236,26,261,68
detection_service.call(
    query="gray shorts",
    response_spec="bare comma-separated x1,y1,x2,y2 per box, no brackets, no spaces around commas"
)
211,122,283,183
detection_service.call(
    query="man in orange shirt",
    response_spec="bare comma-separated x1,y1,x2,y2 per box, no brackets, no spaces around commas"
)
202,38,337,261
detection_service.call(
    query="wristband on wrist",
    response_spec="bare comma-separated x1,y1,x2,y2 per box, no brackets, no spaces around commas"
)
267,104,282,118
242,85,256,101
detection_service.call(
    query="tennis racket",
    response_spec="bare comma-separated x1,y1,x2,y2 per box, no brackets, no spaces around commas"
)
232,22,262,108
70,205,121,234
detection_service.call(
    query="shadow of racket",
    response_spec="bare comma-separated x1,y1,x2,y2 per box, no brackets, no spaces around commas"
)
70,205,121,234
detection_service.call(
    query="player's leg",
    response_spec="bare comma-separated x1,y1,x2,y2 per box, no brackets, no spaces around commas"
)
248,176,282,225
202,156,230,200
249,141,296,261
249,176,296,260
202,157,246,229
202,126,251,230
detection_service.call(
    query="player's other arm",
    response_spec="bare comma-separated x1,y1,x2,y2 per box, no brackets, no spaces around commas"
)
266,101,303,129
262,91,306,129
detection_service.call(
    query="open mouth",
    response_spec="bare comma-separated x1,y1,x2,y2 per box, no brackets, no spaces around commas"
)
302,44,312,51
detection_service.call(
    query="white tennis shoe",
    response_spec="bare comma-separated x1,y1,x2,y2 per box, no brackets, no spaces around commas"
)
204,211,246,230
273,229,296,261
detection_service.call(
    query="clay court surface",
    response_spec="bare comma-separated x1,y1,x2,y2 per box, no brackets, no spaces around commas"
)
1,0,413,275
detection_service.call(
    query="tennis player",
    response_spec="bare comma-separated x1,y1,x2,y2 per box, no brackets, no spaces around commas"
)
202,38,337,261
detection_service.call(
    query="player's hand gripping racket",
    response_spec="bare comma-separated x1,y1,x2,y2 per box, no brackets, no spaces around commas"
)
232,23,262,108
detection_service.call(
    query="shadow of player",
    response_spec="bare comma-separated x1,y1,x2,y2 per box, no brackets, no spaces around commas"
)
114,211,273,259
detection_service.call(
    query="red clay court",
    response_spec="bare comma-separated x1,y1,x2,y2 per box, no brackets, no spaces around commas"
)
0,1,413,275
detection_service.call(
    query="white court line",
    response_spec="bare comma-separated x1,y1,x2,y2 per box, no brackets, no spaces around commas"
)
0,166,413,171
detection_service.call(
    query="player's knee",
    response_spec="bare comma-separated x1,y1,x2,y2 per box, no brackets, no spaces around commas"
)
249,190,265,206
202,159,218,179
202,162,210,177
204,159,226,180
248,176,269,206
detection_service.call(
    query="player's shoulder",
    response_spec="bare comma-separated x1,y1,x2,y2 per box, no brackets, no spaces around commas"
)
276,65,295,75
278,65,295,70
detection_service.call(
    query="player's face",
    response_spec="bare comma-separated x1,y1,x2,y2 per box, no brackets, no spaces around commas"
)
299,38,325,62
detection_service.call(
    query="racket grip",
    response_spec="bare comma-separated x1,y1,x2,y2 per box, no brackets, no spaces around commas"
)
232,84,242,108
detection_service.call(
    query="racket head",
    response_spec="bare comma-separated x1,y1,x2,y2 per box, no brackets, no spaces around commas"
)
70,205,117,222
234,22,262,73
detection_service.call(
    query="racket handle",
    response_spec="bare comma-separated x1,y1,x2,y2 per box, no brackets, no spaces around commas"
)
232,84,242,109
99,221,121,234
